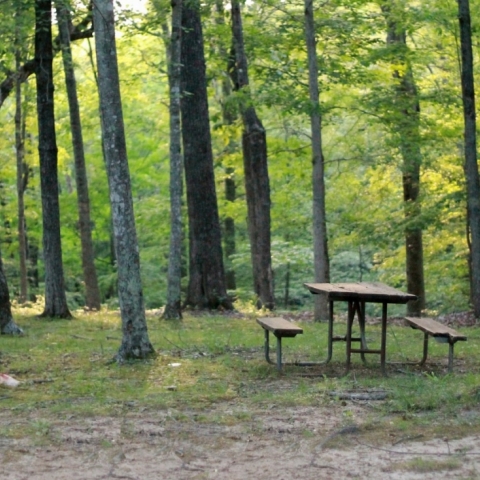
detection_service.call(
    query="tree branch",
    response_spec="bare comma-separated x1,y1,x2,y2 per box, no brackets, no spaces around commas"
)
0,6,93,110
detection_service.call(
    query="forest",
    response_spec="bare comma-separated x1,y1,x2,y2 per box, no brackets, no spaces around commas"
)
0,0,479,330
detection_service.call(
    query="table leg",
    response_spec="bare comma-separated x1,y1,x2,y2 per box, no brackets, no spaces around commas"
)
346,300,354,373
276,335,283,372
380,302,388,375
326,300,334,364
357,301,368,364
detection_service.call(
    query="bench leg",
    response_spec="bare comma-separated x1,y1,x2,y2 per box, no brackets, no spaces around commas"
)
263,329,283,372
264,329,274,365
448,341,455,373
420,332,429,366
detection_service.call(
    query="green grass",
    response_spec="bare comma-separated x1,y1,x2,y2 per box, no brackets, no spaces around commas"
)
1,304,480,445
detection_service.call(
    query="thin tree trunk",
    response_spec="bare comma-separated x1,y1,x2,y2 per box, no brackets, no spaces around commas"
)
304,0,330,321
230,0,274,309
458,0,480,317
93,0,155,361
216,0,237,291
56,1,101,311
162,0,183,320
34,0,71,318
15,10,28,304
382,1,425,315
180,0,232,310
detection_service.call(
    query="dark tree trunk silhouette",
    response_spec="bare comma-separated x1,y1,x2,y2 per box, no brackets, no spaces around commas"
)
230,0,274,309
35,0,71,318
180,0,232,310
56,1,101,311
0,253,23,335
93,0,155,361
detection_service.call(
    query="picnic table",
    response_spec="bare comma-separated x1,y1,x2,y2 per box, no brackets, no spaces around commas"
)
304,282,417,374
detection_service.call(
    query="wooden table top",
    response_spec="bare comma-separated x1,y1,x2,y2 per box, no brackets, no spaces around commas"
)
304,282,417,304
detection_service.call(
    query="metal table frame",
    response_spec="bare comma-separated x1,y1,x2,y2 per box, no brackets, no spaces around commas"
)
305,282,417,374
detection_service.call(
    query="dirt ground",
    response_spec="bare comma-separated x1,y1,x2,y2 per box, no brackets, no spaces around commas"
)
1,401,480,480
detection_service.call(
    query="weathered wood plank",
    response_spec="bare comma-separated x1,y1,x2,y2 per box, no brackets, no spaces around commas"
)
304,282,417,304
405,317,467,341
256,317,303,337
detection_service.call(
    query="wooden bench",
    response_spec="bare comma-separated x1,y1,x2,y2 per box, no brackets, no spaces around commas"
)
404,317,467,373
257,317,303,371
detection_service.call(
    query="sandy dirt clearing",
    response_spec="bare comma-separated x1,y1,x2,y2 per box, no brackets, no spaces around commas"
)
1,403,479,479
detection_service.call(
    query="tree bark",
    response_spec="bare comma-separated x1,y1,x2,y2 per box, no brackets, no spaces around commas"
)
230,0,274,309
56,1,101,311
216,0,237,291
162,0,184,320
304,0,330,321
34,0,71,318
180,0,232,310
458,0,480,317
382,1,425,315
15,10,28,304
0,253,23,335
93,0,155,360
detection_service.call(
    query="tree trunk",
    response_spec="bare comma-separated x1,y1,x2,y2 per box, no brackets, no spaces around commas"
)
34,0,71,318
458,0,480,317
216,0,237,292
382,1,426,315
93,0,155,360
304,0,330,321
56,1,101,311
57,2,101,310
0,253,23,335
15,11,28,304
230,0,274,309
180,0,232,310
162,0,183,320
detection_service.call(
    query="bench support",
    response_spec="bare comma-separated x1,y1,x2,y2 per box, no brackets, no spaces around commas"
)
418,332,457,373
405,317,466,373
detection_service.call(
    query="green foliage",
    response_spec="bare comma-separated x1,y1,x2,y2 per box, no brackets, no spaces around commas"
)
0,0,475,314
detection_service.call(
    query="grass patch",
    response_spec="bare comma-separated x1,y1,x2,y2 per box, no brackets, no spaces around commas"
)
394,456,462,473
1,306,480,443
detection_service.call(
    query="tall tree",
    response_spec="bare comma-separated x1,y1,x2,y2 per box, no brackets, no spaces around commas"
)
230,0,274,309
56,0,101,311
35,0,71,318
381,0,425,315
180,0,232,310
162,0,184,320
215,0,237,291
457,0,480,317
93,0,155,360
304,0,330,320
14,5,28,304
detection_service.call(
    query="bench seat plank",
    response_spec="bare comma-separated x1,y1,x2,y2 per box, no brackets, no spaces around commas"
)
257,317,303,338
405,317,467,341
